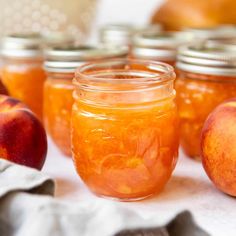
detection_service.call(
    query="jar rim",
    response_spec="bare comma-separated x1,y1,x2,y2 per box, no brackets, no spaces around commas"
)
75,59,175,89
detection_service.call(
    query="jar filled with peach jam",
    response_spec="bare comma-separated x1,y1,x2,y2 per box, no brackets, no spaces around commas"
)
132,31,190,66
72,59,179,201
100,24,162,47
176,44,236,159
1,33,46,120
44,45,128,156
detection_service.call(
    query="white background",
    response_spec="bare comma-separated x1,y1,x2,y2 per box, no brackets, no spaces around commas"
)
90,0,164,40
95,0,164,25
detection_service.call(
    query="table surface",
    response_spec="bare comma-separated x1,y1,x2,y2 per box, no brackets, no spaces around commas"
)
43,2,236,235
43,138,236,236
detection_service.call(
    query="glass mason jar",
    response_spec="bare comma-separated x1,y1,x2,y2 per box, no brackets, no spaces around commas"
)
1,33,46,121
44,45,128,156
176,44,236,159
99,24,162,48
131,31,190,66
72,59,179,201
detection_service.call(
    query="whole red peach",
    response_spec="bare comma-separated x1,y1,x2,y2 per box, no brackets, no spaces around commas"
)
0,95,47,170
201,98,236,196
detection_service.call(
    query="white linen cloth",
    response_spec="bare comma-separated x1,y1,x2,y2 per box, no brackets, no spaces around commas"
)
0,153,209,236
0,159,148,236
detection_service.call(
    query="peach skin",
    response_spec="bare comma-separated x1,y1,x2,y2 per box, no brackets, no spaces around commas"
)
0,95,47,170
201,98,236,196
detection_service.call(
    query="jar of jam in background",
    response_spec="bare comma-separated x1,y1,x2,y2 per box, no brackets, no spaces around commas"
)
44,45,128,156
131,31,190,66
72,59,179,201
1,33,46,120
99,23,162,48
176,44,236,159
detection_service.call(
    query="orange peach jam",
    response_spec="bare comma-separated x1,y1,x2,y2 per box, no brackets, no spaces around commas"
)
44,74,74,156
43,45,128,156
176,44,236,159
72,59,179,201
1,33,45,120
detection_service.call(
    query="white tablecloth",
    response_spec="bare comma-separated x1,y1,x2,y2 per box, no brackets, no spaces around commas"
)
43,139,236,236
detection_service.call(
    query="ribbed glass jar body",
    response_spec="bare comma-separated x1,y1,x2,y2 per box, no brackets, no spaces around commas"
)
72,59,179,201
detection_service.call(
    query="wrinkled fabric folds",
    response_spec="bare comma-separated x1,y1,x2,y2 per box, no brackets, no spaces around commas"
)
0,160,209,236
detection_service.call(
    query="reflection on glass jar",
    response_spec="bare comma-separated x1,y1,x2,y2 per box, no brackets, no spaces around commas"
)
176,44,236,159
72,59,179,201
44,45,128,156
1,33,45,120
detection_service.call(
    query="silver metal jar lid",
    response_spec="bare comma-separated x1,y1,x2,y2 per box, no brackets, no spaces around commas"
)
100,23,162,46
183,25,236,40
44,44,129,73
205,37,236,51
1,33,43,59
132,31,190,61
177,44,236,76
42,32,75,48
